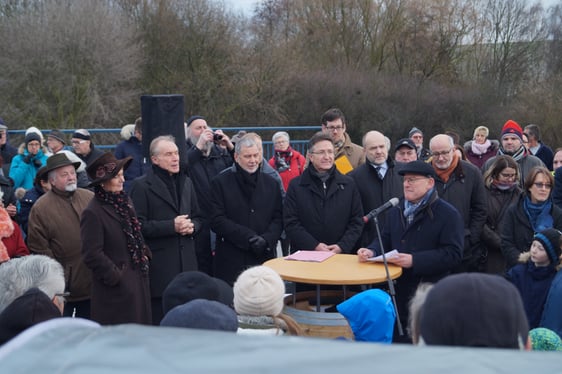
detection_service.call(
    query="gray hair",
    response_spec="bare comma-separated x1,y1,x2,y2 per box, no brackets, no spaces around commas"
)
272,131,290,143
235,136,258,154
0,255,65,313
150,135,176,157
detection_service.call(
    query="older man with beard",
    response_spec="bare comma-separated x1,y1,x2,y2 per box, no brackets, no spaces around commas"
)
27,153,94,319
209,135,283,285
185,116,234,275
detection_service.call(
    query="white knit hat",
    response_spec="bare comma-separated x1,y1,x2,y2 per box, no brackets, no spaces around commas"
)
233,266,285,316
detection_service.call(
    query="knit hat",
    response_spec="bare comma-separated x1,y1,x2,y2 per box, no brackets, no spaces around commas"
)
47,130,66,145
160,299,238,332
186,115,205,127
529,327,562,351
500,120,523,142
72,129,91,141
533,228,562,266
0,288,62,344
419,273,528,348
162,271,233,314
25,126,44,143
24,132,42,146
409,127,423,137
233,266,285,316
336,289,396,343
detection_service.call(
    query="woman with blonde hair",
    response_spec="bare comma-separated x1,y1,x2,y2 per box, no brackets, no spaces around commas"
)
464,126,499,168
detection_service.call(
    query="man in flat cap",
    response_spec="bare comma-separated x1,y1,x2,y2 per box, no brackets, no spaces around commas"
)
27,153,94,319
408,127,430,161
357,160,463,342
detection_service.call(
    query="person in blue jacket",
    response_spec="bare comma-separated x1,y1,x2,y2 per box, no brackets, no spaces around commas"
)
9,132,48,190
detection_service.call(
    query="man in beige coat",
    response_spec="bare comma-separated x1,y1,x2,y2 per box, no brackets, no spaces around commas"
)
321,108,364,173
28,153,94,319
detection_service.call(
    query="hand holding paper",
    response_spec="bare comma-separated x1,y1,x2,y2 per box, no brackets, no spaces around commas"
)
366,249,400,263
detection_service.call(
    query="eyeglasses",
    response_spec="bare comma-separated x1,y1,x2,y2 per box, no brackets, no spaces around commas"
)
324,126,344,132
71,140,87,145
499,172,517,179
533,182,552,189
430,149,452,158
403,176,428,184
309,150,334,156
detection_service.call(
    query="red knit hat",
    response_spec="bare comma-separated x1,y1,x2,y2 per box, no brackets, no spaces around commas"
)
501,120,523,141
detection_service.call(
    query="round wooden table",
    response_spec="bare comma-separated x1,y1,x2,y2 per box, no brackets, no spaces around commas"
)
264,254,402,311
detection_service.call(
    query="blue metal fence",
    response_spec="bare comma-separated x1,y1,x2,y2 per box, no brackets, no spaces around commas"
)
8,126,321,160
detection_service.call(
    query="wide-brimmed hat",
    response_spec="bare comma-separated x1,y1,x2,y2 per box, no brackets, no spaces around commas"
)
44,153,81,174
86,152,132,187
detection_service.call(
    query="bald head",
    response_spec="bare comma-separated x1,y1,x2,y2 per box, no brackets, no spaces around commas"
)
362,131,389,165
429,134,455,170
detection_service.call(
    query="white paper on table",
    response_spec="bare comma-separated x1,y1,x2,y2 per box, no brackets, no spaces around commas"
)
366,249,399,262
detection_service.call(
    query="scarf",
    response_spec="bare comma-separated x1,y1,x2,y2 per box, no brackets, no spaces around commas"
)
404,188,435,220
471,139,491,155
499,145,526,162
94,186,150,274
234,163,259,201
491,179,518,191
434,154,459,183
523,195,553,233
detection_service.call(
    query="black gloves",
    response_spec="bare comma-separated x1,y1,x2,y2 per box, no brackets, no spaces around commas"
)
249,235,269,257
33,158,42,168
23,154,32,164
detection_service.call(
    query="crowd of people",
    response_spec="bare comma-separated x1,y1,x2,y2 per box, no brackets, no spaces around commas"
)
0,109,561,352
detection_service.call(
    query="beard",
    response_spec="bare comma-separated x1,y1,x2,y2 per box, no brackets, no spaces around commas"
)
190,134,213,155
64,183,77,192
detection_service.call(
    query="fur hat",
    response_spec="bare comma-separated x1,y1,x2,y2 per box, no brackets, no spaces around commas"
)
162,271,233,314
419,273,529,348
86,152,132,187
409,127,423,137
533,229,562,266
500,120,523,141
233,266,285,316
160,299,238,332
72,129,91,141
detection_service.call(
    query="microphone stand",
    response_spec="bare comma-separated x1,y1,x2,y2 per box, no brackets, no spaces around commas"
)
373,215,403,336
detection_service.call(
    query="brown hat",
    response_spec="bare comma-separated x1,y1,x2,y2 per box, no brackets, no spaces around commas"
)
86,152,132,187
43,153,81,174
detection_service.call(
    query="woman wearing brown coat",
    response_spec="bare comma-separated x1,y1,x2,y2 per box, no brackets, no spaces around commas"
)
81,153,151,325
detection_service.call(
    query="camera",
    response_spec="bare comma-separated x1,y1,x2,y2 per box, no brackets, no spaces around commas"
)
213,133,223,142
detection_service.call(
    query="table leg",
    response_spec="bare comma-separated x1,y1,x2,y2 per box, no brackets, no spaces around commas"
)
316,284,321,312
292,282,296,306
343,285,347,300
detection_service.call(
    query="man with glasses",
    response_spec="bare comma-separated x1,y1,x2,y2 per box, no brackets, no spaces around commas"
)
408,127,431,161
482,120,544,185
284,132,363,255
429,134,487,272
357,160,463,342
71,129,104,168
321,108,364,172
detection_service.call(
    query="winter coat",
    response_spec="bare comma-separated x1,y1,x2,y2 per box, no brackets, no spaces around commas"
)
210,166,283,285
540,270,562,337
507,254,557,329
368,189,464,327
76,146,104,167
27,188,94,302
553,168,562,209
81,196,151,325
481,184,522,275
268,148,306,192
3,224,29,258
348,159,404,248
533,143,554,171
9,147,48,190
114,136,147,192
500,194,562,269
19,185,45,236
464,139,499,169
129,168,202,298
433,160,487,267
335,133,365,170
284,166,363,253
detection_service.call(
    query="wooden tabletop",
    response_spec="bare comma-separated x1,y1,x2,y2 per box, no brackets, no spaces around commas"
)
264,254,402,286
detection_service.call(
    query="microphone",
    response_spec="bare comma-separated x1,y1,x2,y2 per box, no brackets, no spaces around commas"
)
362,197,400,223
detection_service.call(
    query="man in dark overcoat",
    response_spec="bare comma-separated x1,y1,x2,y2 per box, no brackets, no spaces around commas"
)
284,132,363,254
130,135,202,324
209,135,283,286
